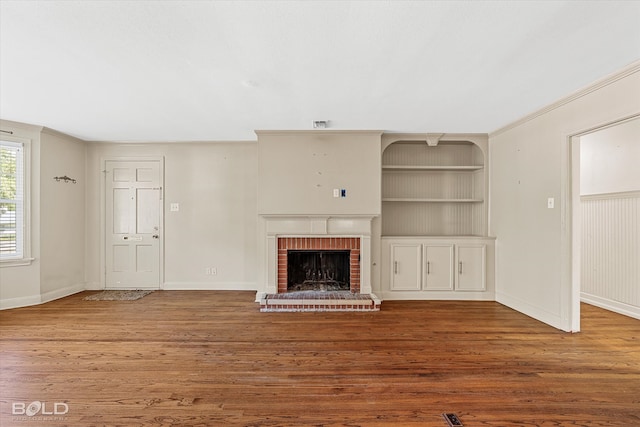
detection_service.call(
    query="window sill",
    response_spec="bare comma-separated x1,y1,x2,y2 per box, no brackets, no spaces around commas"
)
0,257,35,268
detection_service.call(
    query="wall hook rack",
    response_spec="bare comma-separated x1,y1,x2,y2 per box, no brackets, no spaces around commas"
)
53,175,77,184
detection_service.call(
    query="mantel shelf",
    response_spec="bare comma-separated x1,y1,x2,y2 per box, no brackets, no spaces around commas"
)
382,198,484,203
382,165,483,171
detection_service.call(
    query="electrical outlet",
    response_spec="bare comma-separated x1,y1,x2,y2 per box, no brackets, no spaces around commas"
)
547,197,555,209
211,267,217,276
205,267,211,275
333,188,340,198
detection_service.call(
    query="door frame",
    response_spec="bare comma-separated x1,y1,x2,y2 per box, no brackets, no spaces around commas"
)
565,113,640,331
100,156,165,289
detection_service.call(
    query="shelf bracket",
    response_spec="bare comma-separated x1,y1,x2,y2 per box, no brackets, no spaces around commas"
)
425,133,444,147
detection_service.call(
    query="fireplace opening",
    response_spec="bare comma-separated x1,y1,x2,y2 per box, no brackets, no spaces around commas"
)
287,250,350,292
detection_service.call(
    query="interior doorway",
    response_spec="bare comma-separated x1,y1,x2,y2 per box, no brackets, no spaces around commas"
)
570,115,640,329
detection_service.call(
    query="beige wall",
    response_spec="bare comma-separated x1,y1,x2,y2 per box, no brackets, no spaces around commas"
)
85,141,258,290
0,120,86,307
256,131,382,216
40,129,86,297
490,64,640,331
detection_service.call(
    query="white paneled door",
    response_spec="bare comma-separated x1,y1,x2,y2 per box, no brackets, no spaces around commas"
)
105,160,162,289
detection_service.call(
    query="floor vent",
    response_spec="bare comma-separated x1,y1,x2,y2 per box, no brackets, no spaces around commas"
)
442,413,463,426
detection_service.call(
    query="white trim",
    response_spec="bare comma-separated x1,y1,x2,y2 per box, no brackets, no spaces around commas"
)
1,283,86,310
0,136,32,265
490,61,640,137
0,257,35,267
40,283,85,304
580,190,640,200
496,291,569,331
567,114,640,333
163,282,257,291
581,292,640,320
380,291,494,301
0,293,41,310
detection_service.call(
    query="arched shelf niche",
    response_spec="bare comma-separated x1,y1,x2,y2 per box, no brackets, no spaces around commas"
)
380,133,488,237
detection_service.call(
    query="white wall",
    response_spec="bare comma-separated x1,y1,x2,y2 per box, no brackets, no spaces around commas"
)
85,142,258,290
580,118,640,195
490,63,640,331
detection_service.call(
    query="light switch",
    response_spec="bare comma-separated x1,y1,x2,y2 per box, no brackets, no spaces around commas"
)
170,202,180,212
547,198,554,209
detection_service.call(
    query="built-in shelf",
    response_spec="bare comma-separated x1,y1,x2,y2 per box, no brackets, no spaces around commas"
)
381,137,487,237
382,165,483,171
382,198,484,203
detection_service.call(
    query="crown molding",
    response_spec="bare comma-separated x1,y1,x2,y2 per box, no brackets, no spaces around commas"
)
490,60,640,138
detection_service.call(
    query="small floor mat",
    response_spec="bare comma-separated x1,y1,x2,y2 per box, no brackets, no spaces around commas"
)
83,290,154,301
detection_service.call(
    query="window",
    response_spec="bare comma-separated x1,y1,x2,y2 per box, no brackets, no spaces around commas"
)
0,140,25,261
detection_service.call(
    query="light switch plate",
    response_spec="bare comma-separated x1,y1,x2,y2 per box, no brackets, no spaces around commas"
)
547,198,554,209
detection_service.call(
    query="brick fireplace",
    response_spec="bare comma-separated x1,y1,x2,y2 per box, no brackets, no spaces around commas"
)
277,237,360,293
256,215,381,311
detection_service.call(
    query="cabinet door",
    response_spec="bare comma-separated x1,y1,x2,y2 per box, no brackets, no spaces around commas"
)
424,245,454,290
456,245,486,291
390,244,422,291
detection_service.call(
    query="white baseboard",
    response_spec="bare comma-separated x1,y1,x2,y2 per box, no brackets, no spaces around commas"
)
0,294,42,310
1,283,85,310
581,292,640,320
379,291,494,301
496,291,570,331
40,283,86,304
163,281,257,291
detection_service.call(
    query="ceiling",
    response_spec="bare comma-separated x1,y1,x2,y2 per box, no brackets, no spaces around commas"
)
1,1,639,142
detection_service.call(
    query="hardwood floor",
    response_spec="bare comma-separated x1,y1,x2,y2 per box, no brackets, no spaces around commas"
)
1,291,639,426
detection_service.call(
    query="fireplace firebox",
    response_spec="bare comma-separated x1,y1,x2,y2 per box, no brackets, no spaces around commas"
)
287,250,350,292
277,237,361,294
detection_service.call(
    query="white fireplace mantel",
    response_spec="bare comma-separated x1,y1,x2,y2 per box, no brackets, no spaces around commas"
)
257,215,377,297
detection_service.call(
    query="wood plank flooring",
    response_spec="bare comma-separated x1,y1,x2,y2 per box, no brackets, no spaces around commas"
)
1,291,639,426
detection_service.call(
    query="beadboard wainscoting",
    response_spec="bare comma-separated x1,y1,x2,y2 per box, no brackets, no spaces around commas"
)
581,191,640,319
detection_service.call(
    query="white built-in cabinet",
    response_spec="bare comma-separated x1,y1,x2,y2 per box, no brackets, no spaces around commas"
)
387,240,487,295
390,244,422,291
424,245,455,291
456,245,486,291
379,134,494,300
